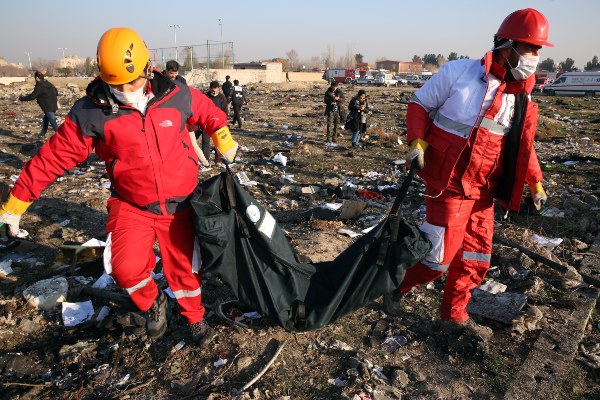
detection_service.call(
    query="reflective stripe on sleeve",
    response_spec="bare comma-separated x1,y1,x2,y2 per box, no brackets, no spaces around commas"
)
462,251,492,262
430,110,472,138
172,287,202,299
125,276,153,294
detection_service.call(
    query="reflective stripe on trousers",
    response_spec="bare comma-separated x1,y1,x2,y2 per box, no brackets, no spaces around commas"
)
104,197,205,324
400,192,494,322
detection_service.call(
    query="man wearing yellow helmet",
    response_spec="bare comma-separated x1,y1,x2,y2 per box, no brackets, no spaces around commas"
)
0,27,238,343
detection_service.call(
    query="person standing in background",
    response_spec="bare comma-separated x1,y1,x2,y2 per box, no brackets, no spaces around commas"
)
19,70,59,138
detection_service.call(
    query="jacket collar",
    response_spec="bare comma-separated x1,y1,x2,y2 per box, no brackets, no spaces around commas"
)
86,69,176,107
481,51,535,94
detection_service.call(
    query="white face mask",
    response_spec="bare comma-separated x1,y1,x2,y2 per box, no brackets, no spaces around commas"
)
110,79,149,112
508,48,539,80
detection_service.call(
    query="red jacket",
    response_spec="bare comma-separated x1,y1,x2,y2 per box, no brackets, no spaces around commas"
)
407,52,543,211
12,71,227,215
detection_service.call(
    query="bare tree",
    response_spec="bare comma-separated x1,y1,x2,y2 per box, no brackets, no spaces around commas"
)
285,49,299,71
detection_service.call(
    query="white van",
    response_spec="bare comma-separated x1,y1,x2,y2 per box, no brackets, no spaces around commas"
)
544,71,600,96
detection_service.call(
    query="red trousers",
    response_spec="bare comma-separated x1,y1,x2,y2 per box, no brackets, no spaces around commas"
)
400,192,494,322
105,198,204,324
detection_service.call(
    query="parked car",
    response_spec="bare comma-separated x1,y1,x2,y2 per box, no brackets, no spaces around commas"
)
394,75,408,85
534,77,554,92
375,73,399,87
353,75,375,85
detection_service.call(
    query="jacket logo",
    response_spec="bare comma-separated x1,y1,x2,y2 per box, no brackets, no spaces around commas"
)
159,120,173,128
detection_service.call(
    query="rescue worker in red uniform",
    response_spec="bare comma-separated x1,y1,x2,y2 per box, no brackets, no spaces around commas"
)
0,28,238,342
384,9,552,338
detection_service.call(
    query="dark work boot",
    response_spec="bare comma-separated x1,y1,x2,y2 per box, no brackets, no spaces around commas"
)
382,290,403,316
146,289,167,339
189,320,217,346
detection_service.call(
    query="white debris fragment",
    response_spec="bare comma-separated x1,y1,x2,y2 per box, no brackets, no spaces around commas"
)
478,280,507,294
328,377,348,387
338,229,361,238
62,300,95,327
272,152,288,167
0,260,13,276
531,234,563,249
214,358,228,367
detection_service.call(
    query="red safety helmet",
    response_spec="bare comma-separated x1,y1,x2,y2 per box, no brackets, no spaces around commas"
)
496,8,553,47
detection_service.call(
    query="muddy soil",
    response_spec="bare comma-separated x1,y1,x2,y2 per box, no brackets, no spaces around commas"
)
0,79,599,399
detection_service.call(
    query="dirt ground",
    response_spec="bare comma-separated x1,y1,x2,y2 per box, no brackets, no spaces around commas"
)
0,78,599,400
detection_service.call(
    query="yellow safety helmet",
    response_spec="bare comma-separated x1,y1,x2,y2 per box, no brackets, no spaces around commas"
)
97,27,150,85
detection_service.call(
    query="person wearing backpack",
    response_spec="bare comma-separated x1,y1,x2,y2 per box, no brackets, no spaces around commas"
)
324,81,344,145
231,79,247,129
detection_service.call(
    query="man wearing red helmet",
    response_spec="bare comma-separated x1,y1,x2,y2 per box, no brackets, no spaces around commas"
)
0,27,238,344
384,9,552,338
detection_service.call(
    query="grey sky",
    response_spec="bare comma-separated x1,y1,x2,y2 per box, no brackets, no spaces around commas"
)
0,0,596,69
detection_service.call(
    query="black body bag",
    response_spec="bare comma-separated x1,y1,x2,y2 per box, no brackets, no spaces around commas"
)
191,168,431,332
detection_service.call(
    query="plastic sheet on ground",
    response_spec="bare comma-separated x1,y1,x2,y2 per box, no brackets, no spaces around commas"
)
531,234,563,249
272,152,288,167
62,300,95,327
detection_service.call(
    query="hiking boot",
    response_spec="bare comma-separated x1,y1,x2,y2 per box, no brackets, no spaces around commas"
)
462,319,493,341
438,319,493,341
146,289,167,339
382,291,403,316
189,320,217,346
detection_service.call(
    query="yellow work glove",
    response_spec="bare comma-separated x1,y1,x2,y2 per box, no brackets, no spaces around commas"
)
528,182,547,211
212,126,239,163
0,194,32,237
406,138,428,170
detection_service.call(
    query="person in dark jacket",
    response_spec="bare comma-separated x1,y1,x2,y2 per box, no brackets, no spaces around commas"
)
231,79,247,129
324,81,345,145
347,89,368,147
163,60,186,85
19,70,59,137
221,75,233,101
221,75,233,114
1,28,239,344
200,81,229,166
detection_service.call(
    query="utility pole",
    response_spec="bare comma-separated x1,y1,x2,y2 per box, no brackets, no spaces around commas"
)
58,47,67,68
168,24,182,63
24,52,32,70
218,18,224,68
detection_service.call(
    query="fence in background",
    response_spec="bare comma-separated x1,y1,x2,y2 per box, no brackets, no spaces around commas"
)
149,41,234,73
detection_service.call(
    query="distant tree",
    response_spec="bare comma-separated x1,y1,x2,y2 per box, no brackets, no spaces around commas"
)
32,58,58,76
584,56,600,71
285,49,299,71
0,64,28,77
412,55,423,64
84,57,96,76
436,54,446,67
422,54,436,66
558,58,576,71
448,52,458,61
538,58,556,72
459,55,470,59
55,67,72,77
355,53,364,64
